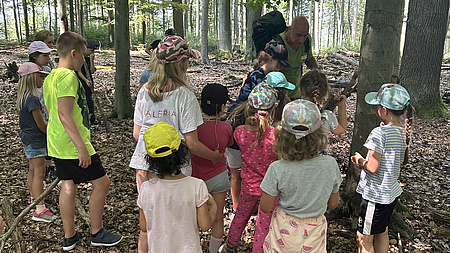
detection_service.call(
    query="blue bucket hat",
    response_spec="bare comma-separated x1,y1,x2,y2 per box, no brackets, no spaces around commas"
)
365,83,410,110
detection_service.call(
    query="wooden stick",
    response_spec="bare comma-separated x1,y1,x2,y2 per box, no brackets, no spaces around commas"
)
323,68,361,111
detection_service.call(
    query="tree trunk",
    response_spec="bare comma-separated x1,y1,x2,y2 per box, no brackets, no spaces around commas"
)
399,0,449,118
31,2,36,34
113,0,132,119
12,0,20,41
76,0,84,37
173,0,184,38
142,20,146,44
54,0,58,34
338,0,405,225
444,6,450,55
48,0,52,32
22,0,30,40
339,0,344,45
195,0,200,36
107,0,114,46
244,2,261,60
351,0,358,45
58,0,69,33
233,0,239,43
288,0,293,25
201,0,210,64
184,0,189,35
69,0,74,31
313,0,319,54
218,0,232,53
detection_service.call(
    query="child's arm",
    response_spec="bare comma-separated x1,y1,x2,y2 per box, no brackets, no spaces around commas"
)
133,123,142,142
260,192,276,214
185,130,223,164
77,70,92,87
139,208,147,233
58,96,91,168
197,194,217,231
331,95,347,135
32,109,47,134
89,54,96,74
327,192,339,210
351,150,381,173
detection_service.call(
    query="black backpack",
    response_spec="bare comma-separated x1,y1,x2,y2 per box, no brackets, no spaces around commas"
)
252,10,310,55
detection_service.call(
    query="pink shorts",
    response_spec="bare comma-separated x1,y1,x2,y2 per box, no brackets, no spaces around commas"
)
263,207,327,253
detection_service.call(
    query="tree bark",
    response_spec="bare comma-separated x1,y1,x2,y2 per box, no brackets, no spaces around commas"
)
69,0,74,31
53,0,58,34
399,0,450,118
201,0,210,64
338,0,405,224
245,2,261,60
22,0,30,40
173,0,185,38
195,0,200,36
218,0,232,53
233,0,239,43
113,0,132,119
107,0,114,47
2,0,8,39
31,2,36,34
48,0,52,32
12,0,20,42
351,0,358,45
76,0,84,37
58,0,69,33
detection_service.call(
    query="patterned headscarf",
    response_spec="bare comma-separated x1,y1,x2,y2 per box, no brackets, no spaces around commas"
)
155,35,201,64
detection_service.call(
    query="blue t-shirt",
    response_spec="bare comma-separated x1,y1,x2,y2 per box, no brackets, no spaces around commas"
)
227,67,266,114
19,94,46,149
139,70,152,84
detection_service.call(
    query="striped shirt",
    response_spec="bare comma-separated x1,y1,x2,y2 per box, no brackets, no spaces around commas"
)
356,125,406,204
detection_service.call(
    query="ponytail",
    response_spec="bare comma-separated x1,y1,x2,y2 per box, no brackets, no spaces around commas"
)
245,109,274,148
402,103,415,165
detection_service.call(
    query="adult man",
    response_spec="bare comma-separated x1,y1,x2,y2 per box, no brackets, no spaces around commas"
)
277,16,319,99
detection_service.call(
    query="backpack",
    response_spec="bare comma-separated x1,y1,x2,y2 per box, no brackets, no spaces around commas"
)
252,10,310,55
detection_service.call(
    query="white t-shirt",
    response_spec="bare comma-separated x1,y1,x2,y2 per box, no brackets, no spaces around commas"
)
129,85,203,175
137,176,209,253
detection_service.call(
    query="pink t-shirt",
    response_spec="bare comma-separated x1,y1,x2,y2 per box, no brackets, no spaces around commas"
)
234,125,277,195
191,120,233,181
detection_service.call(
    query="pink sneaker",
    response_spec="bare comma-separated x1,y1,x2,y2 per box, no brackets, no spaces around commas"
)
32,208,54,222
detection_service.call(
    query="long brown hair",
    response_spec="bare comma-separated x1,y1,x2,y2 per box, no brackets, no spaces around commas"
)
391,104,415,165
299,70,329,108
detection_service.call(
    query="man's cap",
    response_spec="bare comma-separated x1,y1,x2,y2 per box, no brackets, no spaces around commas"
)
248,83,278,110
143,122,181,158
165,28,177,36
365,83,411,111
86,40,99,50
155,35,200,64
264,42,292,68
201,83,229,105
282,99,322,139
28,41,55,54
17,62,49,78
264,72,295,90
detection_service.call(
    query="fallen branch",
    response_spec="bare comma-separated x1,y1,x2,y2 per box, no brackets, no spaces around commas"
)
327,52,359,66
323,68,361,111
0,178,60,252
75,196,90,226
430,210,450,223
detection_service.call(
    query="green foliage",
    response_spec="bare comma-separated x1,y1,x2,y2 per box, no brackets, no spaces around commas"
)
84,26,110,49
417,101,448,119
185,33,219,54
16,54,28,59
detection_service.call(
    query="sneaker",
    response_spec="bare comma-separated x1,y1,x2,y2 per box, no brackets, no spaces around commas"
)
91,228,122,247
32,208,54,222
62,231,80,251
218,243,235,253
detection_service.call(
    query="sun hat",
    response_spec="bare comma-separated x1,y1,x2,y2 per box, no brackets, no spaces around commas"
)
201,83,229,105
365,83,410,111
155,35,201,64
28,41,55,54
248,83,278,110
264,72,295,90
143,122,181,158
17,62,49,78
282,99,322,139
264,42,292,68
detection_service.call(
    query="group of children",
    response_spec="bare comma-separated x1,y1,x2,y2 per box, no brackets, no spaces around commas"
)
15,30,413,253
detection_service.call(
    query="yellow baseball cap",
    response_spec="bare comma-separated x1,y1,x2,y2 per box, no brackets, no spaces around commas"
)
143,122,181,158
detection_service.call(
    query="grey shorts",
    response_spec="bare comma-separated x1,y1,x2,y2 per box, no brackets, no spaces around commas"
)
204,170,231,194
225,147,242,169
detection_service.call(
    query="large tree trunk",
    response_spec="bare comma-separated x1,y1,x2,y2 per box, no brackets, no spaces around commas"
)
339,0,405,227
399,0,449,118
1,0,7,39
22,0,30,40
245,2,261,60
201,0,210,64
58,0,69,33
218,0,232,53
173,0,185,38
76,0,84,37
113,0,132,119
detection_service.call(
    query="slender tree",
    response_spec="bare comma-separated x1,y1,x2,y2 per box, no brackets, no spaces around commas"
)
32,2,36,33
58,0,69,33
218,0,232,53
351,0,358,45
201,0,210,64
23,0,30,40
69,0,74,31
12,0,21,41
48,0,52,32
76,0,84,36
1,0,7,39
107,0,114,46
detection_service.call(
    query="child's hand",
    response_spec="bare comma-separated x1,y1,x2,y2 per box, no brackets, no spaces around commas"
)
85,79,92,87
351,152,363,166
211,150,223,164
337,95,347,107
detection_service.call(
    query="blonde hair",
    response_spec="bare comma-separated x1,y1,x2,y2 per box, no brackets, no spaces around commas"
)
273,125,328,160
147,58,188,102
17,73,39,111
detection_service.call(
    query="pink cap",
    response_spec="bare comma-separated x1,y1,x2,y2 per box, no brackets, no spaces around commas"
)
28,41,55,54
17,62,49,78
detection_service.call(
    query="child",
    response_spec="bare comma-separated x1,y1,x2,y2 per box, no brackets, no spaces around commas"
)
351,83,413,253
259,71,295,121
220,84,279,253
16,62,54,222
299,70,347,136
191,83,233,253
259,99,342,252
130,35,222,252
138,122,217,252
43,31,122,251
77,40,98,124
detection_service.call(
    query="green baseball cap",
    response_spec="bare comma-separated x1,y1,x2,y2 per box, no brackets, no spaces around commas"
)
264,72,295,90
365,83,410,110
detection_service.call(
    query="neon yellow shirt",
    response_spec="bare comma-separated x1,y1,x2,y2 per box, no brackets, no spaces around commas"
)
43,68,95,159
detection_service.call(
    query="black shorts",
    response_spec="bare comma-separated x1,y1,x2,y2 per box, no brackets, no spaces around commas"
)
53,153,106,184
357,197,398,235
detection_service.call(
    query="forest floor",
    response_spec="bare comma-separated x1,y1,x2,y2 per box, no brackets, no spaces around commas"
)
0,46,449,253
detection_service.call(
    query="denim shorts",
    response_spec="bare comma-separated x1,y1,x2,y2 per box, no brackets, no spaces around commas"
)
204,170,231,194
22,142,47,159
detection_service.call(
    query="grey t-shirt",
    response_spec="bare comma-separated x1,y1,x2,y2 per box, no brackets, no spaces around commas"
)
260,156,342,219
19,94,46,149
